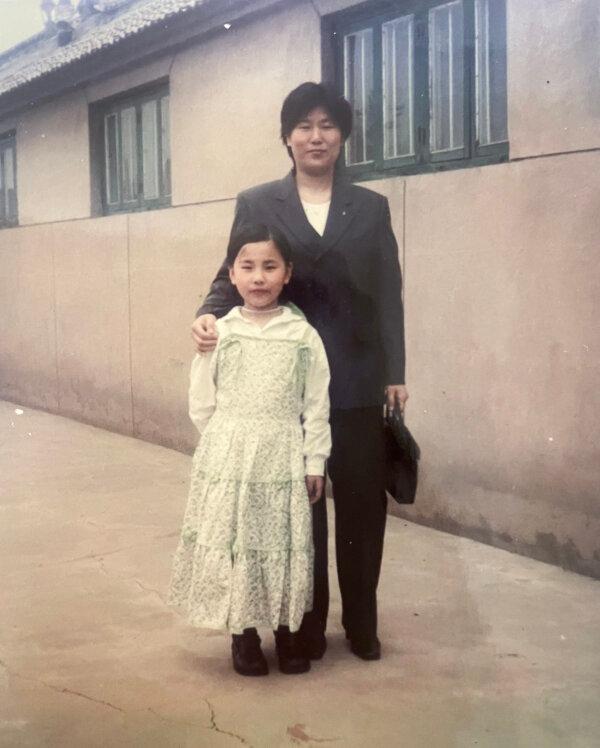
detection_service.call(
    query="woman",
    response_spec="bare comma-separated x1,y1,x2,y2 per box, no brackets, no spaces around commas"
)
192,82,408,661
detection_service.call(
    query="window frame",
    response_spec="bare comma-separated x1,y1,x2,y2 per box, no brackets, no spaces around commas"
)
0,130,18,229
324,0,508,181
89,80,171,216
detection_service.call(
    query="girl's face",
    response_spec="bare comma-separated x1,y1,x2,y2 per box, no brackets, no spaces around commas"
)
229,240,291,311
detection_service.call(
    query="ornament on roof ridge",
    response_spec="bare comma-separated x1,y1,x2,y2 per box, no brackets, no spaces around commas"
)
40,0,78,46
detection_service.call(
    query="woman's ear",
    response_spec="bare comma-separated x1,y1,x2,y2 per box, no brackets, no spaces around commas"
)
228,266,236,286
284,262,293,284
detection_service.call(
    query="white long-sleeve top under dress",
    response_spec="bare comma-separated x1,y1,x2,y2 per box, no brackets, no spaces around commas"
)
168,304,331,634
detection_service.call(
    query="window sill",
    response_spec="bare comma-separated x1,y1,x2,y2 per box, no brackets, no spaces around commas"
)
100,199,171,217
345,149,510,183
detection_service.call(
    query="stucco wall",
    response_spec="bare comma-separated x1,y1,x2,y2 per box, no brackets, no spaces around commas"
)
0,202,233,449
395,151,600,575
0,224,57,411
508,0,600,158
1,0,599,576
15,91,91,225
170,1,321,204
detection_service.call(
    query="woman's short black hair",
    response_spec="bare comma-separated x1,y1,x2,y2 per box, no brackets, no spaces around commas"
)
280,82,353,156
226,223,293,267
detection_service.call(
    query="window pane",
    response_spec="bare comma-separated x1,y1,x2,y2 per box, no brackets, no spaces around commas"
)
344,28,374,165
120,106,138,202
142,100,159,200
160,95,171,197
4,146,16,220
475,0,507,145
104,114,120,205
383,15,415,160
429,1,464,153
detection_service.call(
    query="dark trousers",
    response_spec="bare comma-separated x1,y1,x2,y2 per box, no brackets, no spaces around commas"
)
300,406,387,642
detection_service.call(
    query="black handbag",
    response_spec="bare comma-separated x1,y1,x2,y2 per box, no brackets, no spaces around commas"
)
383,409,420,504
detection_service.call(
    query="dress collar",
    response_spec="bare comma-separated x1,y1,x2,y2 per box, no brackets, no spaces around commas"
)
223,304,299,330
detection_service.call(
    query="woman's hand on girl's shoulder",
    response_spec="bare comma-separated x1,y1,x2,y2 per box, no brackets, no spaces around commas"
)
192,314,218,353
305,475,324,504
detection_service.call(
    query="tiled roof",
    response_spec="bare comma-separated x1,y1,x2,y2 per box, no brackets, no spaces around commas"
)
0,0,207,98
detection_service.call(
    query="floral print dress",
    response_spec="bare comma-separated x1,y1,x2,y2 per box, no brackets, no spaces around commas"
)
168,306,331,634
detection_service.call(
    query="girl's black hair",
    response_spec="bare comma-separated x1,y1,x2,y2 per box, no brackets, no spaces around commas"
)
280,81,353,160
226,223,293,267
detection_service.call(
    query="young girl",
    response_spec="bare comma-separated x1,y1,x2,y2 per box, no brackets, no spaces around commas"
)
169,224,331,676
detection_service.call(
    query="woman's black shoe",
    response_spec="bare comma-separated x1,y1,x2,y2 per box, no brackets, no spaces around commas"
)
274,626,311,674
231,629,268,676
349,635,381,661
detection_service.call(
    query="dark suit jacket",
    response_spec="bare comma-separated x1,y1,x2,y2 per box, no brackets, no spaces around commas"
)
198,172,406,410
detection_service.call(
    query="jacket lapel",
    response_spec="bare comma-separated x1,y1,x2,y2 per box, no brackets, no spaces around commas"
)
272,172,321,251
272,171,359,258
320,176,357,255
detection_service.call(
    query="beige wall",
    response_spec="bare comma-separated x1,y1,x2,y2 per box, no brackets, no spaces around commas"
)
170,1,321,204
15,91,91,225
508,0,600,158
0,201,233,449
0,225,57,411
394,151,600,575
127,201,234,450
51,215,132,433
1,0,599,576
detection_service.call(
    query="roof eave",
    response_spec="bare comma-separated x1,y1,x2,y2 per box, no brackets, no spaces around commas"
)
0,0,286,121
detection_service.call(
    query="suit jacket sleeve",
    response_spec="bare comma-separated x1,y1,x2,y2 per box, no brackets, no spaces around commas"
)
377,197,406,385
195,194,250,318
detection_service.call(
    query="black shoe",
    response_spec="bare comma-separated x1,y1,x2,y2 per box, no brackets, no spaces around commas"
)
349,635,381,661
274,627,311,674
231,630,268,676
300,631,327,660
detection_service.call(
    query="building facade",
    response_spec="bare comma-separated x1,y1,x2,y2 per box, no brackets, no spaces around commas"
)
1,0,599,576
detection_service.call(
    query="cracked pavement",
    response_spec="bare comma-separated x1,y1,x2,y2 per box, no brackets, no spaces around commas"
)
1,400,600,747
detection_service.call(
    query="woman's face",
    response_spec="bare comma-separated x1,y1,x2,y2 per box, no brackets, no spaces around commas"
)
286,106,342,177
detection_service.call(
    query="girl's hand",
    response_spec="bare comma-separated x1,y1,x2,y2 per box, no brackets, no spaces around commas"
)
305,475,324,504
192,314,218,353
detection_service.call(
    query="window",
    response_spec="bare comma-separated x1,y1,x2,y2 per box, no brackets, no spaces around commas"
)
327,0,508,178
0,131,18,227
90,83,171,214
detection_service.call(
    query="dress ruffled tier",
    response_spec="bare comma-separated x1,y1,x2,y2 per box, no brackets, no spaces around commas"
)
169,334,314,633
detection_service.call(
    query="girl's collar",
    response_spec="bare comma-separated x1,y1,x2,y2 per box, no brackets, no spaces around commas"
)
224,304,296,324
241,305,283,315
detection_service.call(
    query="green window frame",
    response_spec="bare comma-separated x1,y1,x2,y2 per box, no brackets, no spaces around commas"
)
90,82,171,215
325,0,508,179
0,131,18,228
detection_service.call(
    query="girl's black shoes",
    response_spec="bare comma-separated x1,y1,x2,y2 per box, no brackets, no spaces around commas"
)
274,626,311,674
231,626,311,675
231,629,268,676
299,630,327,660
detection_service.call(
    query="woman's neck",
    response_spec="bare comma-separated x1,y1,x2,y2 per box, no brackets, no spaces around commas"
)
295,169,334,204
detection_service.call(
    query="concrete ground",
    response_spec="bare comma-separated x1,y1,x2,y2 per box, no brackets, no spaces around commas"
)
1,400,599,748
